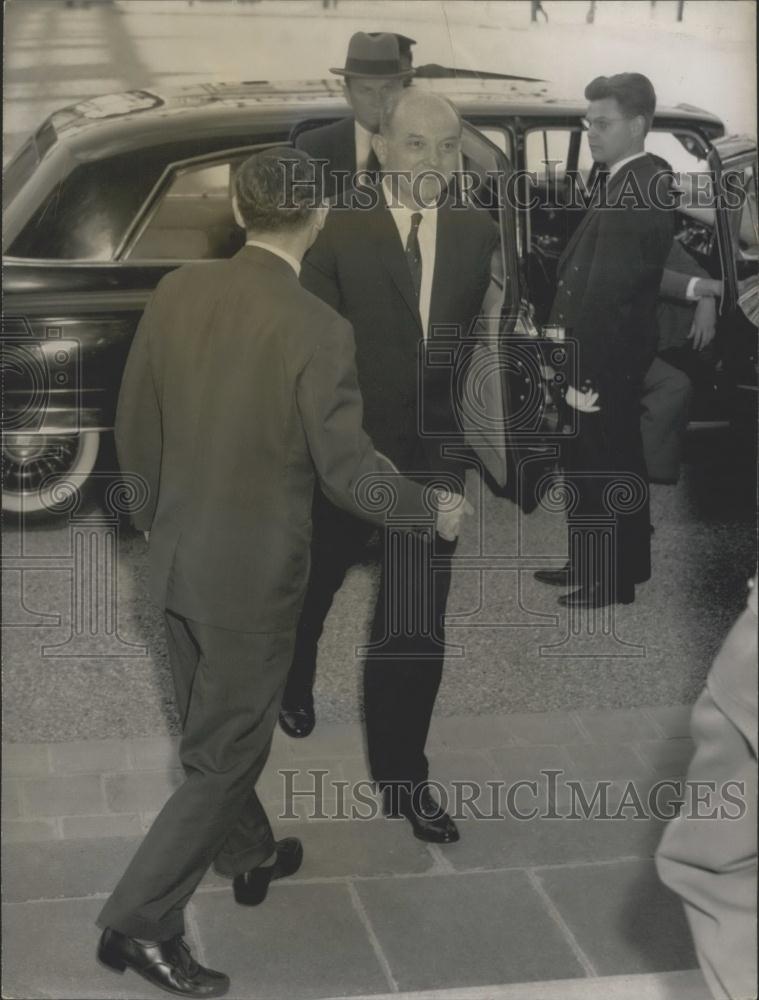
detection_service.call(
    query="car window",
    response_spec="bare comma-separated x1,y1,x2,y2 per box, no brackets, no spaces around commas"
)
734,162,758,259
5,150,168,260
526,129,576,181
473,126,512,159
574,128,712,184
645,130,711,176
127,156,247,261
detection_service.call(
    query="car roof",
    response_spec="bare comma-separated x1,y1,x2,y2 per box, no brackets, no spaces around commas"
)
37,76,725,161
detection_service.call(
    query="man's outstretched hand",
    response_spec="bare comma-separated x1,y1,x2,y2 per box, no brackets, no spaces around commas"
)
566,385,601,413
435,492,474,542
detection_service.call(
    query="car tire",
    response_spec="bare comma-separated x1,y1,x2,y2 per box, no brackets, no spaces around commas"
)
2,431,100,515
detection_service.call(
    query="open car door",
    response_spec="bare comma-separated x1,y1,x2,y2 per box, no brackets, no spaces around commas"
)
708,137,758,423
455,123,519,489
456,122,561,507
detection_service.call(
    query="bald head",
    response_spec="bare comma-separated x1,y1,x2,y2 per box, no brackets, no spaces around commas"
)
380,89,462,139
373,90,462,208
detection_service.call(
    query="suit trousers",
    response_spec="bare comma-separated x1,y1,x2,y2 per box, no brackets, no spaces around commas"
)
284,490,375,709
96,611,295,941
564,380,651,595
284,490,456,788
640,356,693,485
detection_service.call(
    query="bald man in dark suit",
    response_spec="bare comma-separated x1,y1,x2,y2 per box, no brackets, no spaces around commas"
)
282,91,498,845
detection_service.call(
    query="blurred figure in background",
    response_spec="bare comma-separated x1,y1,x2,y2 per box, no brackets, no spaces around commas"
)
656,574,757,1000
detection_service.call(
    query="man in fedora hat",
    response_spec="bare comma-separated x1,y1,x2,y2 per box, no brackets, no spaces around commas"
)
294,31,414,198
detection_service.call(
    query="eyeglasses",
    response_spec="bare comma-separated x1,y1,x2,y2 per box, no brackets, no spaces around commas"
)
581,117,630,133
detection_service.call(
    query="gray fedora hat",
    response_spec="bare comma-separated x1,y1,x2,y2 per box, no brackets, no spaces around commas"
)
330,32,413,79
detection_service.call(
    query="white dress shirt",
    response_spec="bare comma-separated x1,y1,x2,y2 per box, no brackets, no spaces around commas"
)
354,121,376,174
381,176,438,337
245,240,301,277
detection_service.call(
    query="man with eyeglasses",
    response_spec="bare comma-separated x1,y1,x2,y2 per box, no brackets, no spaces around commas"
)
534,73,674,607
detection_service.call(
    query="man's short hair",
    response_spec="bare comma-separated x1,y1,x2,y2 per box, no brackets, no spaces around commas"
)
234,146,322,232
584,73,657,132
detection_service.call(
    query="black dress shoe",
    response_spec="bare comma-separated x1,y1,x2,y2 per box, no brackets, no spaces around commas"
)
278,703,315,738
534,562,577,587
233,837,303,905
98,928,229,997
383,785,460,844
558,582,634,608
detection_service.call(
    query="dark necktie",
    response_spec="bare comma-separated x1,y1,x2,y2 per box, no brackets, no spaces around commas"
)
405,212,423,300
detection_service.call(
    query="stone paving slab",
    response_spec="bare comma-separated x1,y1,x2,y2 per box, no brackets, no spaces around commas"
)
442,811,666,872
60,813,144,839
195,817,437,889
0,712,706,999
632,739,696,776
1,778,22,820
573,708,661,742
641,706,694,740
2,818,59,843
2,742,51,777
192,883,391,999
533,860,698,976
244,818,438,881
2,836,141,903
20,772,107,817
354,870,587,991
486,745,578,785
319,970,712,1000
499,711,591,746
561,743,655,781
104,767,184,813
2,897,199,1000
49,738,130,774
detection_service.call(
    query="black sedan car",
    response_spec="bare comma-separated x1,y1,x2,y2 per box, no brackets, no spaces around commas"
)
2,74,757,512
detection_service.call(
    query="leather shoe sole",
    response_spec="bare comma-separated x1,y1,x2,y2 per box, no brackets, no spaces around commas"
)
278,705,315,738
233,837,303,906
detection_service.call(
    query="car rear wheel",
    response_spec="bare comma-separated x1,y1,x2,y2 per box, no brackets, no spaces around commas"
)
2,432,100,514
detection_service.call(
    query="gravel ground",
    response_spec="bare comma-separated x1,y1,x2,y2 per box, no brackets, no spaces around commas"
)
3,430,755,742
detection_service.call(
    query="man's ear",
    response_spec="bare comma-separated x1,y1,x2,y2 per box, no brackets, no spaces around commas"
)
632,115,646,140
372,133,386,166
231,195,245,230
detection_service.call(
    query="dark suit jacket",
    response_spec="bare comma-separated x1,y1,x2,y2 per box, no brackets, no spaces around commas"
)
550,153,675,390
301,190,498,482
115,246,428,632
295,118,357,198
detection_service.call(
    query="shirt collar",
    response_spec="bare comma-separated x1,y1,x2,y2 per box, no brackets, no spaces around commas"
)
245,240,301,277
381,175,437,216
354,120,374,144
